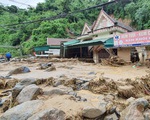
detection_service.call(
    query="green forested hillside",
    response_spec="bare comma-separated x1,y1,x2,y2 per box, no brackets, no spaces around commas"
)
0,0,150,55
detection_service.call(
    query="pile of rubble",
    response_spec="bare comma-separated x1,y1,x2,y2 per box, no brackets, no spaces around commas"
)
0,60,149,120
0,76,149,120
101,56,126,67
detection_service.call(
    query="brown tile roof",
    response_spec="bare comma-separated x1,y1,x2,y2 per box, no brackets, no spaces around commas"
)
47,38,73,46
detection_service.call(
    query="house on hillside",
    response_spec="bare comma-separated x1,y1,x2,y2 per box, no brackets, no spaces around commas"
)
33,38,73,57
47,38,73,56
63,9,134,63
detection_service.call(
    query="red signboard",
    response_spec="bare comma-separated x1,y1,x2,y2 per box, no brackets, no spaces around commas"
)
114,29,150,47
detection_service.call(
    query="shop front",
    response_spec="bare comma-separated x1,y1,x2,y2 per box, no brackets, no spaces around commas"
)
114,29,150,63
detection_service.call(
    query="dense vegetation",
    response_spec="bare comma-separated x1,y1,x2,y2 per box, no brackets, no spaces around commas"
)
0,0,149,55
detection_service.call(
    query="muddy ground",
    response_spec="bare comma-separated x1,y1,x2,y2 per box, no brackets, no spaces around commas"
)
0,58,150,119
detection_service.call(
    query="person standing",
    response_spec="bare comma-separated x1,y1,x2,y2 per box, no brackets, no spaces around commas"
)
5,52,11,61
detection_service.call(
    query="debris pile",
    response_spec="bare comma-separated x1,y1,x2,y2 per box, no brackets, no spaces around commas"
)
0,59,149,120
101,56,126,66
89,77,117,94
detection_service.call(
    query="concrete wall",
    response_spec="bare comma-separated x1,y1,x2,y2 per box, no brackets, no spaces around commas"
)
118,47,132,61
46,49,60,56
97,32,113,39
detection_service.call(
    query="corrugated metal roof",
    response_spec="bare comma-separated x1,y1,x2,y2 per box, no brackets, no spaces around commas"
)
63,39,80,46
67,38,113,48
49,46,60,49
34,46,49,52
34,46,60,52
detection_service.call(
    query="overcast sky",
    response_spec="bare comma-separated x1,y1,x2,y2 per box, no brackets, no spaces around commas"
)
0,0,45,9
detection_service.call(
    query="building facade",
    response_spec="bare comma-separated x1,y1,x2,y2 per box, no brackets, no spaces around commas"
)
77,9,134,63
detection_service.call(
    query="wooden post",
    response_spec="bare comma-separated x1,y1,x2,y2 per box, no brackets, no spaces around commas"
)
93,46,99,63
80,47,82,58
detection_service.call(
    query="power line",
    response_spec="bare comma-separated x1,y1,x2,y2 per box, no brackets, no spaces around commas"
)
9,0,33,7
1,0,118,27
18,0,30,9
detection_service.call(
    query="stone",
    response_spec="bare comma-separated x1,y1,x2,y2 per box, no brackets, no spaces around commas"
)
16,84,42,104
0,100,44,120
7,66,30,76
98,101,107,114
80,97,87,102
68,91,77,97
43,88,66,96
45,65,56,72
58,85,74,93
88,72,96,75
98,95,105,101
126,97,136,104
81,82,89,90
39,63,53,69
82,106,104,119
120,98,149,120
27,108,65,120
12,84,25,101
144,109,150,120
12,78,37,100
19,78,37,86
104,94,115,102
53,80,62,87
104,113,119,120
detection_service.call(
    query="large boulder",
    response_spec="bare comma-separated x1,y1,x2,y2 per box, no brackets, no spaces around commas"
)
82,106,104,119
0,100,44,120
18,78,37,86
16,84,42,104
12,78,37,100
7,66,30,76
120,98,149,120
43,87,68,96
27,108,65,120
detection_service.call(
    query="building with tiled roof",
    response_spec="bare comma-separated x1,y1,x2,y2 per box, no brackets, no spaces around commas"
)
63,9,135,63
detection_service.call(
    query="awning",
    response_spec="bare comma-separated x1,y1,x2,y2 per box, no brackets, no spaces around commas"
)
67,38,113,48
34,45,60,52
63,39,80,46
49,46,60,49
34,46,50,52
104,38,114,48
